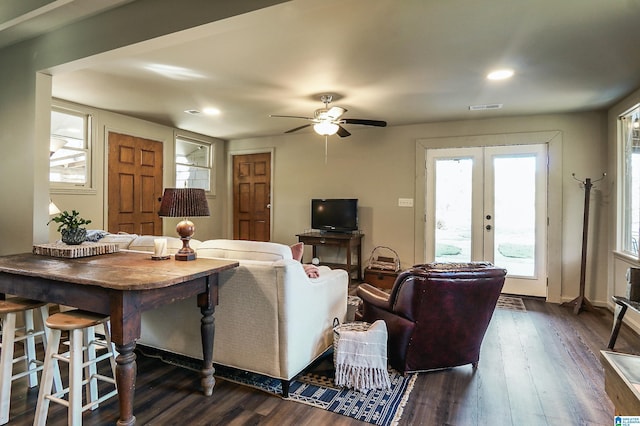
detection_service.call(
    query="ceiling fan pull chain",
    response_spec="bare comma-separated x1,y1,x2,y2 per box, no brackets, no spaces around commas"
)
325,135,328,164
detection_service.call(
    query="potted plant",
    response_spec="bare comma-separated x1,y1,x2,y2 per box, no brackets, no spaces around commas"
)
49,210,92,245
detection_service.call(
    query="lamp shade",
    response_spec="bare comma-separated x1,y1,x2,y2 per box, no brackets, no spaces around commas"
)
48,200,61,216
158,188,210,218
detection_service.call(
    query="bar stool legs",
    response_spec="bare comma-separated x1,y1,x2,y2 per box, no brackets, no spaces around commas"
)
34,310,117,426
0,298,61,426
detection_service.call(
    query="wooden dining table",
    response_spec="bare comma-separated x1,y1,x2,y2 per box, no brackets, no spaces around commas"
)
0,251,238,426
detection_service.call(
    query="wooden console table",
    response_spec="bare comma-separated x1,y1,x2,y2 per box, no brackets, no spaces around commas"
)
296,232,363,282
0,252,238,426
608,296,640,350
601,350,640,415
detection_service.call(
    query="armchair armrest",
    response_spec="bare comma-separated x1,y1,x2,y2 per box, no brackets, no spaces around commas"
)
357,283,392,311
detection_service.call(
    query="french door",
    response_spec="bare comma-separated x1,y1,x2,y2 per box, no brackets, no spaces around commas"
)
425,144,547,297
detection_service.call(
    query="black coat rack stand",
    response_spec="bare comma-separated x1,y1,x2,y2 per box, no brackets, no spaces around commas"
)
562,173,605,315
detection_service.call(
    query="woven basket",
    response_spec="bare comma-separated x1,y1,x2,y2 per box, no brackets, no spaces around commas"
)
332,320,371,365
366,246,400,272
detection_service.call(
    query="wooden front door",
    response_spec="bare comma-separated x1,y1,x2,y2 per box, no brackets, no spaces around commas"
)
232,152,271,241
108,132,163,235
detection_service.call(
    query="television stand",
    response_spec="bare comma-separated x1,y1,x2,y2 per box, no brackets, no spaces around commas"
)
296,232,363,283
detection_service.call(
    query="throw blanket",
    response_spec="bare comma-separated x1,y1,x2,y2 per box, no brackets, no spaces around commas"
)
335,320,391,392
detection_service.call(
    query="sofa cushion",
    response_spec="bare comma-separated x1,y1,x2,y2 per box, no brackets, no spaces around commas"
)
126,235,202,254
99,233,139,249
197,239,293,262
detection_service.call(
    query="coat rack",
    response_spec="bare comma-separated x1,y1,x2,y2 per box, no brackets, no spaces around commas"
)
562,173,605,314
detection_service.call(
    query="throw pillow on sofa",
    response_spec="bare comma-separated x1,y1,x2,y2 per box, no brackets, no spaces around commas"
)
290,242,304,261
303,264,320,278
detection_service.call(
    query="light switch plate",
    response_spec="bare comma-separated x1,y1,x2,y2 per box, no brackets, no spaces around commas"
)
398,198,414,207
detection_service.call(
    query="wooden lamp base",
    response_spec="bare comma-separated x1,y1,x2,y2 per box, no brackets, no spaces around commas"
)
175,219,197,261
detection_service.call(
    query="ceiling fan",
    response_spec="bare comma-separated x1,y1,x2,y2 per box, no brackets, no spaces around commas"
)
270,95,387,137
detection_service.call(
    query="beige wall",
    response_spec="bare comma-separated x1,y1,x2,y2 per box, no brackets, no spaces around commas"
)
48,100,225,243
230,111,609,304
0,0,617,308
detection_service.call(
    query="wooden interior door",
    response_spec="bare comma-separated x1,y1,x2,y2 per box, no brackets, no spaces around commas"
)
233,152,271,241
108,132,163,235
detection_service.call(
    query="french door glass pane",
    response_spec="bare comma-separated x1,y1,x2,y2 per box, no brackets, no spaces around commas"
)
493,156,536,277
435,158,472,263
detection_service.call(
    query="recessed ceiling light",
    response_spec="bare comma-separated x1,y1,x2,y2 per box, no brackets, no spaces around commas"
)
487,69,514,81
203,107,221,116
469,103,503,111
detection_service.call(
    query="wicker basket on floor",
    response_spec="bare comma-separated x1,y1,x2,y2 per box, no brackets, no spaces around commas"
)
332,320,371,365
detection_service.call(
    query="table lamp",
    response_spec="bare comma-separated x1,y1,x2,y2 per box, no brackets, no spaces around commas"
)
158,188,210,261
48,200,61,216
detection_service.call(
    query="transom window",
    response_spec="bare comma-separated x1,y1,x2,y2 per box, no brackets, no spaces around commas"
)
50,107,91,187
621,104,640,256
175,136,212,191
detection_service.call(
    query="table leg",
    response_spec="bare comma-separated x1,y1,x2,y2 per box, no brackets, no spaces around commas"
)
608,302,628,350
198,274,219,397
114,341,137,426
200,305,215,396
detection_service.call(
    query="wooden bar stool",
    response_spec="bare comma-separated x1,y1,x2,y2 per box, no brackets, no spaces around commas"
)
34,310,117,426
0,297,61,426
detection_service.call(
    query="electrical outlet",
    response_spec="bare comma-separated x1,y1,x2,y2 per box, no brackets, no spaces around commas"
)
398,198,414,207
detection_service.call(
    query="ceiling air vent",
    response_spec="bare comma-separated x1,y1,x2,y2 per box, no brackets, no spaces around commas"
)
469,103,503,111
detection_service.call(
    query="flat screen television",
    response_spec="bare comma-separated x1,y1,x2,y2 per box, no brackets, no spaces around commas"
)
311,199,358,233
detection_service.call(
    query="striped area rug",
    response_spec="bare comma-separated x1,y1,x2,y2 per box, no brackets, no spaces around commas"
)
214,359,417,426
497,295,527,312
139,346,416,426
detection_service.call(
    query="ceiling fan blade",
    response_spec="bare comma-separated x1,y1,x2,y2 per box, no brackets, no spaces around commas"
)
337,125,351,138
270,114,315,121
343,118,387,127
285,124,312,134
326,106,347,120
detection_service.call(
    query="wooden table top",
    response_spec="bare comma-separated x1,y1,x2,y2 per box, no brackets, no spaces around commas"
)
0,252,239,291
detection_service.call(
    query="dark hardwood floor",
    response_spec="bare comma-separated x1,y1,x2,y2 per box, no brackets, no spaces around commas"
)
5,298,639,425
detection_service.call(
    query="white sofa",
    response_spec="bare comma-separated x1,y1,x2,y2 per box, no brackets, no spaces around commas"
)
99,234,349,395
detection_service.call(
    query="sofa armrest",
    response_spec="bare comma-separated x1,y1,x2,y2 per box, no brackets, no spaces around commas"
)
356,283,392,311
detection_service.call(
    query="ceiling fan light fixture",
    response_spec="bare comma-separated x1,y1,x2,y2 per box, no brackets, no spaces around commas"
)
313,121,339,136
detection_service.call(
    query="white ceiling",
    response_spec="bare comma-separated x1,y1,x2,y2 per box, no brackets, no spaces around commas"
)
6,0,640,140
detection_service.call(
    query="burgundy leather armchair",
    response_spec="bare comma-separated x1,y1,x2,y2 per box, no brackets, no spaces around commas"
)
356,262,506,374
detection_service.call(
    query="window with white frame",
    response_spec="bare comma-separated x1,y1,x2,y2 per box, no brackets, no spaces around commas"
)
175,136,212,191
621,104,640,256
49,107,91,187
